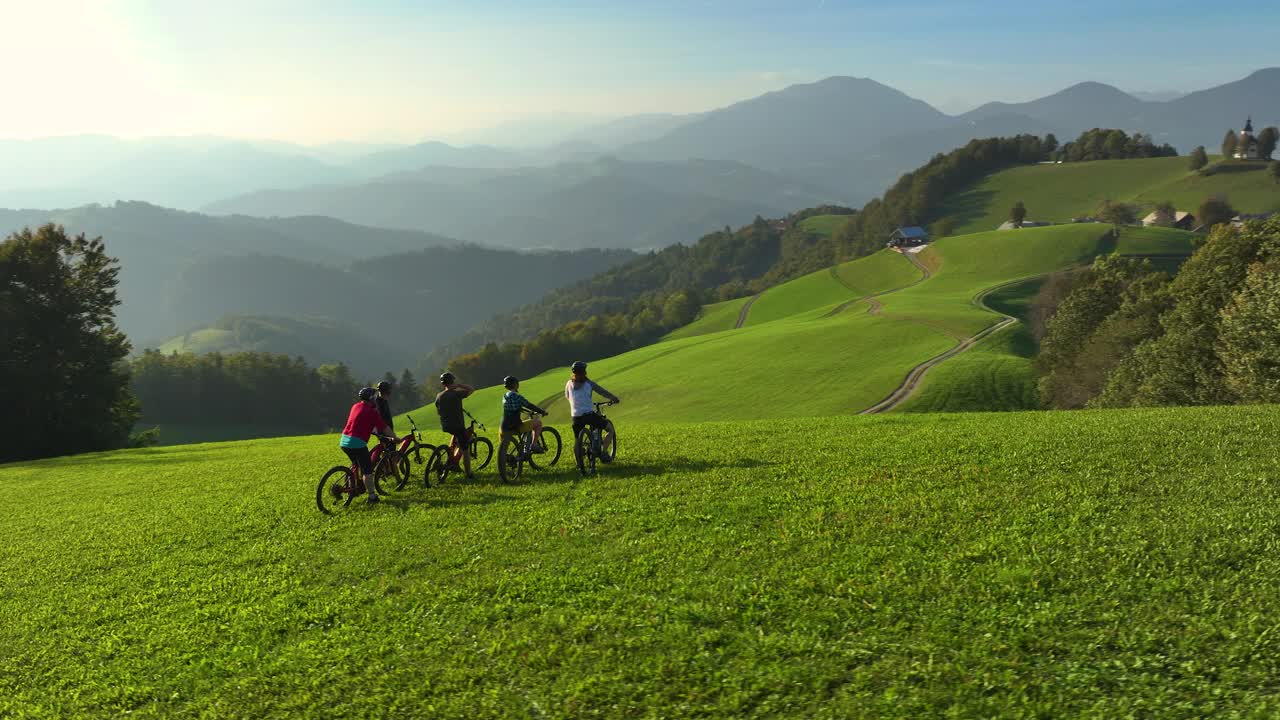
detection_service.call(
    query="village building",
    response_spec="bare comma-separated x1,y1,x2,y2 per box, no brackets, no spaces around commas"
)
887,227,929,248
1142,210,1197,230
1234,117,1260,160
997,220,1048,230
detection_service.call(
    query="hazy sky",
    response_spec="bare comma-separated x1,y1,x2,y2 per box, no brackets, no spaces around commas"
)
2,0,1275,144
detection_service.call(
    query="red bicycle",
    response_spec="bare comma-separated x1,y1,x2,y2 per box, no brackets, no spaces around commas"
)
316,433,402,514
422,410,493,486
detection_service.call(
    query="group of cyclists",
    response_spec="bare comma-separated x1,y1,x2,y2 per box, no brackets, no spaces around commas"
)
337,361,620,504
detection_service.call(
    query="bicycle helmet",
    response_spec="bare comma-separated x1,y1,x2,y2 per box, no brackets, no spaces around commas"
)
570,360,587,374
440,372,456,385
376,380,392,393
357,387,376,401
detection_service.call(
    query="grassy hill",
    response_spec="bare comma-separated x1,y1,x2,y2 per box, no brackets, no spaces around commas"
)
423,224,1193,435
6,405,1280,716
942,156,1280,235
157,315,400,377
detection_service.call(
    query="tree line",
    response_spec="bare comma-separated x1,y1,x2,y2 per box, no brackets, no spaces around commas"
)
1036,216,1280,409
1052,129,1177,163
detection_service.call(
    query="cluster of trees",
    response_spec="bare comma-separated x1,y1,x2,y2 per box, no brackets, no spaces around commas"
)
429,134,1066,385
131,351,424,431
1053,129,1177,163
1037,216,1280,409
1222,126,1279,160
1,226,141,462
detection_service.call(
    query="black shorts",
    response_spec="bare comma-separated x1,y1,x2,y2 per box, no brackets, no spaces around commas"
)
442,426,468,445
572,412,609,435
342,446,373,475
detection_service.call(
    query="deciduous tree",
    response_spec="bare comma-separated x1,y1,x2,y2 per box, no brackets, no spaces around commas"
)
1258,126,1279,160
1222,129,1238,159
1198,196,1236,229
1189,146,1209,171
1010,201,1027,226
0,225,139,461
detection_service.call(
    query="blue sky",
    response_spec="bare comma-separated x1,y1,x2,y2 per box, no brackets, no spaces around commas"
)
1,0,1274,143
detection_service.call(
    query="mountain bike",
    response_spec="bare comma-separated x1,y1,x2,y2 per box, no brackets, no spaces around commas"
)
497,409,562,483
316,434,400,514
574,401,617,477
390,415,436,490
422,410,493,486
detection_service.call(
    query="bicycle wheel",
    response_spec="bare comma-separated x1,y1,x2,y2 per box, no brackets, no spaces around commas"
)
527,427,562,469
316,466,357,514
575,427,597,476
470,436,494,471
409,440,435,467
497,436,523,483
423,446,452,488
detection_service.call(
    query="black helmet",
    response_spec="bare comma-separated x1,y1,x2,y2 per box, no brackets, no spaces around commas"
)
440,372,456,385
503,375,518,389
376,380,392,393
570,361,587,374
357,387,376,401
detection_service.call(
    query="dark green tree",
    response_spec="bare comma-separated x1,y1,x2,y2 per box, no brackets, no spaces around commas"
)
1222,129,1238,159
1189,146,1209,171
1010,201,1027,226
1,225,140,461
1258,126,1279,160
1098,219,1278,407
1198,196,1236,229
398,368,420,404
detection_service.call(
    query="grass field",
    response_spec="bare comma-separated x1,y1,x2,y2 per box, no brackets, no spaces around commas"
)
663,296,749,340
6,405,1280,717
943,156,1280,235
416,225,1194,433
798,214,849,237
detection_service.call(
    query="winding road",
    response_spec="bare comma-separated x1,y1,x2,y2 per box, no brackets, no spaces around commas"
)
861,252,1020,415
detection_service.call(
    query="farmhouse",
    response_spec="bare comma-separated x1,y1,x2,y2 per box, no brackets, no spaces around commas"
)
888,226,929,248
997,220,1048,230
1234,117,1260,160
1141,210,1197,230
1231,212,1276,228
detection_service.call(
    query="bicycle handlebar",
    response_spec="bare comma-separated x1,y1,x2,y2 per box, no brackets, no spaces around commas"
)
463,409,487,430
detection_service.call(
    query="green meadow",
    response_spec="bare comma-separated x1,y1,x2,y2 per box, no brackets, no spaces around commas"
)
942,156,1280,235
447,224,1194,433
5,406,1280,717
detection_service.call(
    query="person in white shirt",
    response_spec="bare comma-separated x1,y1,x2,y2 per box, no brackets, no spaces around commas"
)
564,360,620,464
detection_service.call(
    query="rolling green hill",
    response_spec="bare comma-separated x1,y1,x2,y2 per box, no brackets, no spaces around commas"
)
158,315,400,377
410,224,1194,435
943,156,1280,235
6,405,1280,717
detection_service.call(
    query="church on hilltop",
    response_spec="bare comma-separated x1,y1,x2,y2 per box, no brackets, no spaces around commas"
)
1234,117,1260,159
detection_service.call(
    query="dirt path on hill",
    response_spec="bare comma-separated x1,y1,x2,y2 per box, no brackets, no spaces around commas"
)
860,269,1024,415
733,293,763,329
823,251,931,318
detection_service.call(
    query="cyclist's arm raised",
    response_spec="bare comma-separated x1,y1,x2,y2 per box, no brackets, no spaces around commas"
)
454,382,474,398
590,380,620,404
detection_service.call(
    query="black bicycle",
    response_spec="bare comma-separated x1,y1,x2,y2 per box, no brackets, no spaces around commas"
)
497,409,563,483
574,401,617,476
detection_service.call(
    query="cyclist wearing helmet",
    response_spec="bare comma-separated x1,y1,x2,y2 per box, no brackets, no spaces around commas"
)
501,376,548,452
435,372,475,479
340,387,395,504
375,380,395,432
565,361,619,463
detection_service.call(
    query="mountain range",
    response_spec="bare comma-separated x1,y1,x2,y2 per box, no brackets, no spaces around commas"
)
5,68,1276,224
200,68,1280,244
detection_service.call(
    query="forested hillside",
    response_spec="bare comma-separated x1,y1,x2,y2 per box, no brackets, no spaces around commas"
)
425,134,1062,383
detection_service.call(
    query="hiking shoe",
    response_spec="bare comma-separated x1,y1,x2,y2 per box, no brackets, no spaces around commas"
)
367,494,381,505
600,455,613,464
531,445,546,454
465,473,475,481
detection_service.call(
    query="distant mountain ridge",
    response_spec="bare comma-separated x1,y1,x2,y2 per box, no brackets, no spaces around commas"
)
204,156,838,250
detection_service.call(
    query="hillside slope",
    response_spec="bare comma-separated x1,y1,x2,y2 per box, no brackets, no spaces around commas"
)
6,406,1280,716
942,156,1280,235
415,225,1194,430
